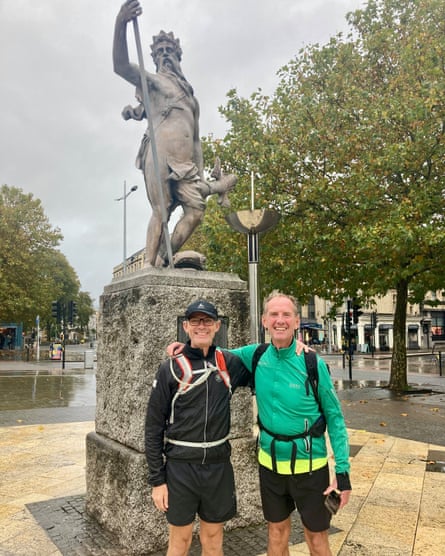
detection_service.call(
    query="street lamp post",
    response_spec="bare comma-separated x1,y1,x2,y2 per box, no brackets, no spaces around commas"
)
225,172,280,342
115,181,138,275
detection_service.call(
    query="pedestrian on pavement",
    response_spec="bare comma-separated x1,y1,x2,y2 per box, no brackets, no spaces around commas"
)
231,291,352,556
145,300,251,555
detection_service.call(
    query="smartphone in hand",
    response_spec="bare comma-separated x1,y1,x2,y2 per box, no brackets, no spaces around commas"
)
324,490,341,515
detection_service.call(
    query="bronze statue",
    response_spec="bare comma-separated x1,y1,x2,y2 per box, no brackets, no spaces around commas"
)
113,0,237,267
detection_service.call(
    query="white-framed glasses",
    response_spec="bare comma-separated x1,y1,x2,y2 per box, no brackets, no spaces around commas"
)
188,317,215,327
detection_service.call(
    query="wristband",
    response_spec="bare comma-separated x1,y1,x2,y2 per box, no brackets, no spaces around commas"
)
336,472,351,491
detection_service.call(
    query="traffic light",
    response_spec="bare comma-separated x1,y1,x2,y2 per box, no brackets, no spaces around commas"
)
346,310,352,331
68,301,78,325
51,300,61,321
352,299,363,324
371,311,378,329
346,299,352,332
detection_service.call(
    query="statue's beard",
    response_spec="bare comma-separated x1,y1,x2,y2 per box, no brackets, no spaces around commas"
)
159,56,182,78
158,56,193,95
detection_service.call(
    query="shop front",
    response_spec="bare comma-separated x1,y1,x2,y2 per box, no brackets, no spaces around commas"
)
0,323,23,351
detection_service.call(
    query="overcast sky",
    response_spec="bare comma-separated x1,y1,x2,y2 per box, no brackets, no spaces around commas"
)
1,0,365,306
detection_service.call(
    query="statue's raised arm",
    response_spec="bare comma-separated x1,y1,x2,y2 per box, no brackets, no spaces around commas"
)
113,0,144,86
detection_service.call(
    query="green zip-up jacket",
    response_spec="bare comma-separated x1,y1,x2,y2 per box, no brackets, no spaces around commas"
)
231,340,350,477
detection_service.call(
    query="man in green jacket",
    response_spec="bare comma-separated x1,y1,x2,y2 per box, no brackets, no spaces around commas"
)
231,290,351,556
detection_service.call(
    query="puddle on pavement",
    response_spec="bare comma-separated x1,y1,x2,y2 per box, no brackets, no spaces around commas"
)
338,355,440,375
334,379,443,403
335,379,387,389
334,380,395,401
0,372,96,410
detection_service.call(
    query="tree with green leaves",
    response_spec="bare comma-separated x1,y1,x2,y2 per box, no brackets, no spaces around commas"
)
76,291,95,337
190,0,445,391
0,185,89,333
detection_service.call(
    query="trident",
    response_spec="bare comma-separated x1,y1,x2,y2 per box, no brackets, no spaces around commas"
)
131,15,174,269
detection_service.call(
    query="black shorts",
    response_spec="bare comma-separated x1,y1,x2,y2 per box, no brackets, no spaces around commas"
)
165,460,237,526
259,464,331,532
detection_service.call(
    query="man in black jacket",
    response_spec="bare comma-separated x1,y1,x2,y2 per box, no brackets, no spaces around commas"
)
145,300,250,555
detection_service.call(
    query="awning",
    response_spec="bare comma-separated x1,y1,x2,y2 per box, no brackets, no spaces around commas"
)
379,324,392,330
300,322,322,329
408,325,419,330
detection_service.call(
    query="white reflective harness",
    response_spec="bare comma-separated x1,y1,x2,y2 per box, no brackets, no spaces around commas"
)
165,437,229,449
166,350,231,448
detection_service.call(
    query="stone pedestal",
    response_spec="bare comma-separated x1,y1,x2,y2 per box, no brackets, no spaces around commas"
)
85,268,263,554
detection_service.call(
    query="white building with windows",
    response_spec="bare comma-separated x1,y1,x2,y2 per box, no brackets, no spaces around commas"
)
300,290,445,352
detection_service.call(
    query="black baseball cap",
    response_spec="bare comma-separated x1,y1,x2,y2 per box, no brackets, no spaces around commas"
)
185,300,218,320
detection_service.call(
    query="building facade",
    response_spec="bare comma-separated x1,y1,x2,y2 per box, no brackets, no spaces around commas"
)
300,290,445,352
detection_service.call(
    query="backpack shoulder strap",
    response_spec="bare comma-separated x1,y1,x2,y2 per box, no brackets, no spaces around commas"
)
174,354,194,393
215,348,231,391
250,343,269,394
303,350,322,412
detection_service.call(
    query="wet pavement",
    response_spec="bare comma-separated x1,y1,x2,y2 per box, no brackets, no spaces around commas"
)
0,360,96,427
325,352,445,447
0,371,96,410
1,352,445,554
0,361,96,411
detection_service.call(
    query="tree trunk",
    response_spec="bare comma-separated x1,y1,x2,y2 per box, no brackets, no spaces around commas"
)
389,279,409,391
